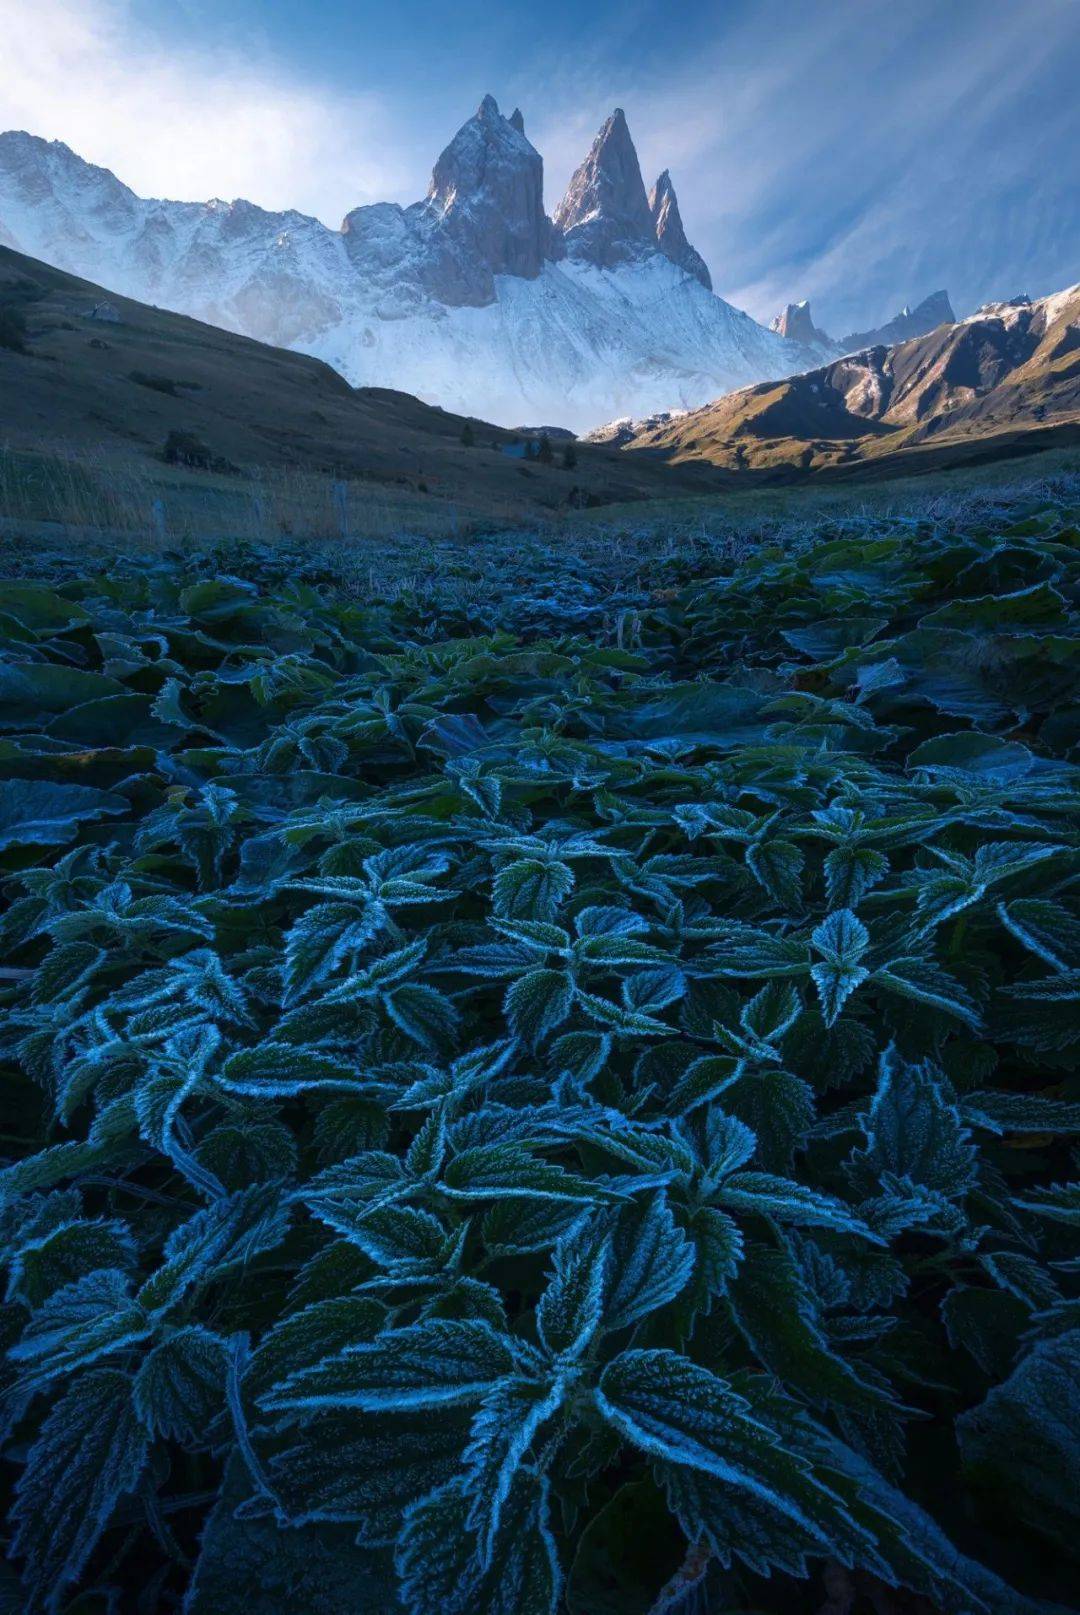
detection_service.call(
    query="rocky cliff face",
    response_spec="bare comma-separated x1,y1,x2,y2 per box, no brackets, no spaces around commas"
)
553,108,657,269
649,171,711,290
0,101,826,431
771,300,830,347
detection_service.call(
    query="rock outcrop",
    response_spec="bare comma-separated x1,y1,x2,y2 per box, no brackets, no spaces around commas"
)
771,300,831,347
649,171,711,289
553,108,657,269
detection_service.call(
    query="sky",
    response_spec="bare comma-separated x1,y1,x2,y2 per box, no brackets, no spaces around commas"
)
0,0,1077,333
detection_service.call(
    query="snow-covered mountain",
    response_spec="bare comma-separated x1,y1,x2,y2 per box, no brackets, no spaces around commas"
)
0,99,827,433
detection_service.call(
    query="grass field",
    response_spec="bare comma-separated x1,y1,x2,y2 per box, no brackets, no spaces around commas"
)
0,461,1078,1615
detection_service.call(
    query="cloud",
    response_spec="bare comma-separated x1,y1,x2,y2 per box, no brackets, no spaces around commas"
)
0,0,412,222
511,0,1080,333
1,0,1075,338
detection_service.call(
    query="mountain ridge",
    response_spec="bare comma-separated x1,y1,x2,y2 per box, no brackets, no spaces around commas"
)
587,281,1080,477
0,103,828,433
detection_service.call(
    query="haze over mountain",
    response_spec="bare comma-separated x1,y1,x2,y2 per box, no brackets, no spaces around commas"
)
0,101,839,433
769,291,958,366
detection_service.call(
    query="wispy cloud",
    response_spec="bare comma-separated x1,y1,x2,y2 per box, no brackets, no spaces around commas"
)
0,0,413,222
513,0,1080,331
1,0,1076,335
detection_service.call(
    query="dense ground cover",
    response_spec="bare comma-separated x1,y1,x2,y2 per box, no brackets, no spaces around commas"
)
1,495,1079,1614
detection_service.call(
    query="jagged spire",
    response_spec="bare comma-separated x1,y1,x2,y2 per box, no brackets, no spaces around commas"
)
414,95,558,304
554,108,655,269
648,169,711,290
509,108,525,135
770,300,830,346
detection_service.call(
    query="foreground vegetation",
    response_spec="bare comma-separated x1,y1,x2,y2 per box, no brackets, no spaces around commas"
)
1,486,1079,1614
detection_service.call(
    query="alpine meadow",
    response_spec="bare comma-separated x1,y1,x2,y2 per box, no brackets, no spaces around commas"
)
1,484,1079,1614
2,0,1080,1611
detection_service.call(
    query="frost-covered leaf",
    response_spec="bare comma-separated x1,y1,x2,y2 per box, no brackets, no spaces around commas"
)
11,1368,149,1613
260,1319,517,1413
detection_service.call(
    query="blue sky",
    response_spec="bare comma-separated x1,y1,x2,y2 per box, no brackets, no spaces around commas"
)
2,0,1078,332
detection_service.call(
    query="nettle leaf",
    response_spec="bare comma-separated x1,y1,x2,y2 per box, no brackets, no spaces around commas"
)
494,859,574,922
11,1367,150,1613
187,1452,394,1613
282,902,380,1005
10,1268,152,1391
575,991,676,1038
810,909,870,1027
1012,1183,1080,1226
823,846,889,911
603,1193,694,1333
596,1349,880,1568
536,1217,610,1359
481,1199,586,1257
746,837,804,909
706,924,811,980
244,1296,386,1402
687,1206,745,1306
396,1468,560,1615
8,1216,136,1308
138,1184,289,1314
260,1319,518,1413
219,1042,366,1096
962,1090,1080,1136
464,1377,568,1564
873,955,982,1028
716,1173,880,1241
442,1144,615,1204
505,970,574,1046
996,898,1080,973
386,983,462,1051
133,1324,228,1443
849,1046,977,1199
346,1204,455,1271
729,1244,894,1414
958,1330,1080,1553
301,1153,412,1235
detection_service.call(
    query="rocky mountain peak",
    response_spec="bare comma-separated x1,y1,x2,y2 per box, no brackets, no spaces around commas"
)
770,300,832,347
413,93,558,304
509,108,525,135
554,107,656,269
840,288,956,352
648,169,711,290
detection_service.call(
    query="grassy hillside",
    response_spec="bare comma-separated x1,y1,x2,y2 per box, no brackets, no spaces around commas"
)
603,286,1080,479
0,245,722,532
0,484,1078,1615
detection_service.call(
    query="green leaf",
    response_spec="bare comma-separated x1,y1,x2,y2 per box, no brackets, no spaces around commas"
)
810,909,869,1026
11,1367,150,1613
717,1173,880,1241
260,1319,518,1413
396,1468,560,1615
464,1377,568,1564
536,1217,610,1359
603,1194,695,1332
850,1047,977,1199
494,859,574,922
505,970,574,1046
0,779,127,851
596,1349,881,1567
133,1325,228,1443
874,956,982,1028
443,1145,616,1204
729,1244,895,1413
958,1331,1080,1554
